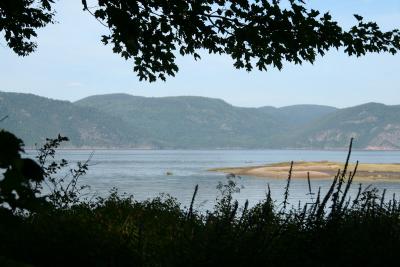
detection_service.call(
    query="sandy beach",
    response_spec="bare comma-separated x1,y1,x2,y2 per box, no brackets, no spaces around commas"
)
209,161,400,182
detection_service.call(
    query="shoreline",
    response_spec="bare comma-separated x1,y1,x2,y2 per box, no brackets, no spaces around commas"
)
24,147,400,152
209,161,400,182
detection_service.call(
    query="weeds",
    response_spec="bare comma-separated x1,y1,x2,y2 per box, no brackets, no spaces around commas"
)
35,135,91,208
1,137,400,266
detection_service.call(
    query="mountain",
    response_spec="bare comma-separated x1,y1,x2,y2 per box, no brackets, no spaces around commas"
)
75,94,284,148
0,92,139,147
1,91,399,149
75,94,336,148
292,103,400,149
261,105,338,127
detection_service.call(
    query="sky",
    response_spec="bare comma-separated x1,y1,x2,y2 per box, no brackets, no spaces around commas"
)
0,0,399,108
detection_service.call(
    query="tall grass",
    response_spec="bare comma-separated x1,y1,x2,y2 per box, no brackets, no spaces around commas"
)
1,138,400,266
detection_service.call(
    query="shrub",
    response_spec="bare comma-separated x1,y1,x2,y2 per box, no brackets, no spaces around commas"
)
1,136,400,266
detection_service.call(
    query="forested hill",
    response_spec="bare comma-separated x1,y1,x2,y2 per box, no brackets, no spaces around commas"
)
0,92,140,147
1,91,399,149
291,102,400,150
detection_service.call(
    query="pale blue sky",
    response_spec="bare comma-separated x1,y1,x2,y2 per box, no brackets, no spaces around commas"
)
0,0,399,108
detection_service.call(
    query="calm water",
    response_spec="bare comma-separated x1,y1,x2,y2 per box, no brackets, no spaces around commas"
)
26,149,400,211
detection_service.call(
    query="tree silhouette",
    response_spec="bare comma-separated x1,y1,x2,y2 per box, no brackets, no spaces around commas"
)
0,0,54,56
1,0,399,81
0,130,44,211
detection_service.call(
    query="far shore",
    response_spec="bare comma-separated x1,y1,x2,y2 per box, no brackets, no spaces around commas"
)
209,161,400,182
24,147,400,152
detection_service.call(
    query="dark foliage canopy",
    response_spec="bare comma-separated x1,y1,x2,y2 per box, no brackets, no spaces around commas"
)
0,0,54,56
1,0,400,81
0,130,44,211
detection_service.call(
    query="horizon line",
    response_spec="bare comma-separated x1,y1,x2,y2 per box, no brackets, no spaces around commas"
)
1,90,398,110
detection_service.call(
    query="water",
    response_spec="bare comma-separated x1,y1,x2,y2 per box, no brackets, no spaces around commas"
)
26,149,400,211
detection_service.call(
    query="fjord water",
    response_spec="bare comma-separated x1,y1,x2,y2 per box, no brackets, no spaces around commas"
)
27,149,400,210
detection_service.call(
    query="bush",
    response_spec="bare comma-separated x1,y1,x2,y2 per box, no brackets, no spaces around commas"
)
0,135,399,266
0,130,44,212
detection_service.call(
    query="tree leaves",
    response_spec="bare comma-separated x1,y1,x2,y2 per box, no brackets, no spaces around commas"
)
1,1,399,82
85,0,400,82
0,0,55,56
0,130,45,211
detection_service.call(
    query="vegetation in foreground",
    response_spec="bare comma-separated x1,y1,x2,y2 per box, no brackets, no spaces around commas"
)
1,133,400,267
211,161,400,181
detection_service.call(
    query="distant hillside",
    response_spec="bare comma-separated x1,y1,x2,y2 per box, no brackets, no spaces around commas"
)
1,91,399,149
262,105,338,127
0,92,138,147
75,94,284,148
75,94,336,148
292,103,400,149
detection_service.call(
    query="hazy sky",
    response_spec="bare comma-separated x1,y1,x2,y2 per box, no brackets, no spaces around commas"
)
1,0,399,108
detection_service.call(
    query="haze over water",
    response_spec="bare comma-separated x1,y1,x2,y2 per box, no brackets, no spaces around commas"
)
27,149,400,211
